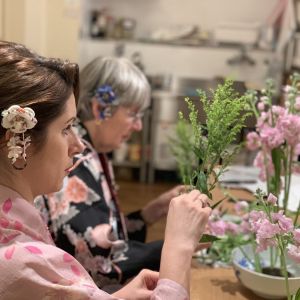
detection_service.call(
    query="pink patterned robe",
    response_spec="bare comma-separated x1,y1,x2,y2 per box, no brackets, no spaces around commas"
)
0,185,188,300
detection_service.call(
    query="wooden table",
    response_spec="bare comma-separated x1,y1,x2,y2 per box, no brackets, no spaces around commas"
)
190,261,264,300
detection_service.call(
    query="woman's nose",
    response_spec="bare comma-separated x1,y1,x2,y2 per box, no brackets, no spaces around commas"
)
69,129,85,156
132,118,143,131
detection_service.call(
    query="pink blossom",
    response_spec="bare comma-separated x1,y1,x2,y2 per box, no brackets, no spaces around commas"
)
226,221,240,234
260,126,284,149
271,211,294,233
210,209,221,221
287,244,300,263
257,101,265,111
256,236,277,252
283,85,292,93
271,105,286,117
294,96,300,110
278,114,300,146
256,112,268,128
256,219,280,239
240,220,251,234
260,96,268,103
208,220,227,236
234,201,249,214
248,210,267,232
293,229,300,245
246,132,261,150
266,193,277,205
253,151,274,181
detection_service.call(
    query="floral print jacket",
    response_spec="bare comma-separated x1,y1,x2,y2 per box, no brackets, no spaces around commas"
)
0,185,188,299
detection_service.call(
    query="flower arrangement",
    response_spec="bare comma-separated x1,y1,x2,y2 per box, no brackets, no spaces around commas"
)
171,76,300,299
245,74,300,213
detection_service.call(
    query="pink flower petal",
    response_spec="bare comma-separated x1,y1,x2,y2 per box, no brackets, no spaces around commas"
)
4,246,15,260
14,220,23,231
1,233,19,244
63,253,74,263
25,245,43,255
70,264,81,276
2,198,12,214
0,217,9,228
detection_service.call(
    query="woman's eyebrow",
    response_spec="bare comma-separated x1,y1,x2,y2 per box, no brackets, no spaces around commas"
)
64,116,76,124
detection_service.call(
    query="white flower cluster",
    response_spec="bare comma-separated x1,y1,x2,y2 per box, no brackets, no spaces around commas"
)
1,105,37,165
1,105,37,133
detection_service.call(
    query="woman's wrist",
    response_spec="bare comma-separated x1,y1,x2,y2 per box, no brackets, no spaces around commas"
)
159,240,194,290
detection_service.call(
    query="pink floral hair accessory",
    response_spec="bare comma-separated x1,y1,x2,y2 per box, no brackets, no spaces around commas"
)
1,105,37,168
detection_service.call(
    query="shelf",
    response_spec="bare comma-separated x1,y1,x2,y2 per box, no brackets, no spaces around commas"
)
113,160,141,168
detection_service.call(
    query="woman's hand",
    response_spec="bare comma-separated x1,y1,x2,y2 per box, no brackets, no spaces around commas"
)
164,189,211,251
159,190,212,291
112,269,159,299
141,185,186,225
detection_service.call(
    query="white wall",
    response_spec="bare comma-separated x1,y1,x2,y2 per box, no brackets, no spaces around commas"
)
1,0,80,61
86,0,278,38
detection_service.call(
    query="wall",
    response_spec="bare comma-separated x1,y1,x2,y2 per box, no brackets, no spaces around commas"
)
1,0,26,43
0,0,80,61
45,0,80,61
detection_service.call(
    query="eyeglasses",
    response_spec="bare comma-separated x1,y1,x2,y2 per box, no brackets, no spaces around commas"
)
126,110,146,123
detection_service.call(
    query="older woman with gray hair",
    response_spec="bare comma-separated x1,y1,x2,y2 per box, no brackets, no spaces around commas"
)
39,56,186,288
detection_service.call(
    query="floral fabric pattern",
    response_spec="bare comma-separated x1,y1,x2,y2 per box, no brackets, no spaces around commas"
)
0,185,187,300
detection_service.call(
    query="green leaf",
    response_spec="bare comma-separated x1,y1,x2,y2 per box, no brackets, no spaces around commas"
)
211,197,225,210
197,171,208,195
199,234,220,243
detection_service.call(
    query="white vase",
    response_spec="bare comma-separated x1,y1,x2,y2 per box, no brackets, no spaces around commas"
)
232,245,300,299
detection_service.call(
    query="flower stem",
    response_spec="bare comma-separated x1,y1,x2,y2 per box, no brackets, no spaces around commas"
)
293,200,300,227
278,238,291,300
238,245,253,266
251,241,262,273
284,147,293,214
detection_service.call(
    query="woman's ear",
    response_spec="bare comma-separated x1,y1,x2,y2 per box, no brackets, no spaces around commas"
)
91,98,103,120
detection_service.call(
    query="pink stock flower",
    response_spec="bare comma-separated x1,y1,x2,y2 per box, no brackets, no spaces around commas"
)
256,219,280,239
248,210,267,232
294,96,300,110
266,193,277,205
234,201,249,214
226,221,240,234
271,211,294,234
257,101,265,111
259,126,284,149
240,219,251,234
287,244,300,263
246,132,261,150
271,105,286,117
293,229,300,245
283,85,292,93
209,219,227,236
278,114,300,146
253,151,274,181
256,236,277,253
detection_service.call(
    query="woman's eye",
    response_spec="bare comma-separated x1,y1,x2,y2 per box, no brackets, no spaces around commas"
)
63,124,73,135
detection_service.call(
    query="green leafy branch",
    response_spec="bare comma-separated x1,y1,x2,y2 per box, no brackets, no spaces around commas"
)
170,79,251,199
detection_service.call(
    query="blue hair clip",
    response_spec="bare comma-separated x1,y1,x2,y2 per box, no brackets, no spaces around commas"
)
95,85,116,106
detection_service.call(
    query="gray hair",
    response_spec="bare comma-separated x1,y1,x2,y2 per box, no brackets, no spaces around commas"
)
78,56,151,121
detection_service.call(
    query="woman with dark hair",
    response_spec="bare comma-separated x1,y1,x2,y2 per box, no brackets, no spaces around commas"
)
0,41,211,299
39,56,189,287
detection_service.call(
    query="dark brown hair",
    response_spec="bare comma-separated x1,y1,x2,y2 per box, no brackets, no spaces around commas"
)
0,41,79,148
